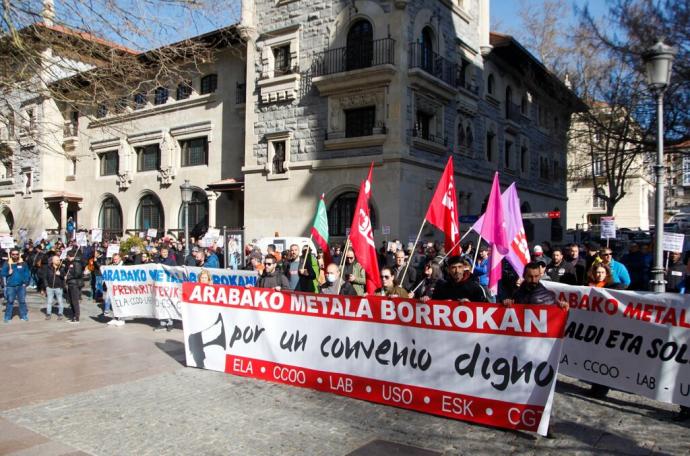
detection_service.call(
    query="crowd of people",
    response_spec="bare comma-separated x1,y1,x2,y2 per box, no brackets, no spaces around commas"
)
1,234,688,421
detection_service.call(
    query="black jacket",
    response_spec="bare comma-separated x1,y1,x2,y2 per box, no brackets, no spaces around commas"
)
513,282,557,305
43,264,66,289
432,277,487,302
64,259,84,287
545,261,577,285
258,270,290,289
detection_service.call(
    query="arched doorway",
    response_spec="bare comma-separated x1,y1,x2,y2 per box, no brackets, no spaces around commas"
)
136,193,164,233
346,19,373,71
98,196,123,241
420,27,435,73
0,206,14,233
328,191,377,237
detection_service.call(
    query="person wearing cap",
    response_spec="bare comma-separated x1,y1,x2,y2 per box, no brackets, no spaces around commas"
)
532,245,550,265
64,249,84,323
598,248,630,289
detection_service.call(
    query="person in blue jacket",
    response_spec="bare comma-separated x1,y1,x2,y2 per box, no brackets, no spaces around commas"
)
2,248,32,322
599,248,631,289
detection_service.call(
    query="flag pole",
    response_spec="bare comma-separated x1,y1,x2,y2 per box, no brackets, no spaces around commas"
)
301,234,314,270
470,232,482,273
335,237,351,294
441,226,475,260
400,220,426,287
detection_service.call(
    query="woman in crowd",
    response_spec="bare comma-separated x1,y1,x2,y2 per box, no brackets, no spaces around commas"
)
412,261,444,299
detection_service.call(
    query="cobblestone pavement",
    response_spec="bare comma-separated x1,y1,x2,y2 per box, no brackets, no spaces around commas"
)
1,291,688,455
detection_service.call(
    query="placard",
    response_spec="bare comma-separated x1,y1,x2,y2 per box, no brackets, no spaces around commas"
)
601,217,616,239
91,228,103,243
382,225,391,235
663,232,685,253
106,244,120,258
147,228,158,238
0,235,14,249
75,231,88,246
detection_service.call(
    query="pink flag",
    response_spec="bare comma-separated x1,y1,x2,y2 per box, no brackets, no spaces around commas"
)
471,183,531,278
477,173,509,295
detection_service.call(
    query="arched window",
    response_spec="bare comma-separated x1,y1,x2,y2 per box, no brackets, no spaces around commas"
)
178,190,209,233
420,27,435,73
328,192,377,236
0,206,14,233
457,122,466,149
136,194,164,232
346,20,373,71
487,74,495,95
98,196,122,240
505,85,512,118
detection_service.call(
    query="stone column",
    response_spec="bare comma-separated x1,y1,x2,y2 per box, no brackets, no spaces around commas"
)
479,0,492,55
206,190,219,228
59,200,67,239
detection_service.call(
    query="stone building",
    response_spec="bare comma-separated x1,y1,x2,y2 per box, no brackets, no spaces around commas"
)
239,0,582,245
665,139,690,214
2,0,582,247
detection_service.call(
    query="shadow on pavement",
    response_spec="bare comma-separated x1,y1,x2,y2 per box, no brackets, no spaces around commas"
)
155,339,187,366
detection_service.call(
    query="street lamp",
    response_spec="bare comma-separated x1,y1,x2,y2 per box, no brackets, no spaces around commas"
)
642,40,676,292
180,179,193,257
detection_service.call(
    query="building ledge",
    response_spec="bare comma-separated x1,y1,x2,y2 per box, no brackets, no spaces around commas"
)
408,68,458,102
324,134,387,151
89,94,217,128
313,65,396,96
412,137,448,155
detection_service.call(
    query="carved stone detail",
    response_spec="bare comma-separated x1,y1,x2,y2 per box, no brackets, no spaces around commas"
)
117,171,132,190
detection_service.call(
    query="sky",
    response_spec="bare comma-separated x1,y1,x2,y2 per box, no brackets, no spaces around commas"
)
491,0,611,35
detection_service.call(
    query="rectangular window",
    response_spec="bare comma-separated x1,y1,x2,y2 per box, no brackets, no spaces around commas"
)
177,82,192,100
100,151,119,176
154,87,169,105
134,92,147,110
521,146,528,173
593,192,606,209
136,144,160,172
415,111,433,140
345,106,376,138
273,45,291,76
96,104,108,118
682,157,690,186
486,132,495,162
180,137,209,167
25,171,32,193
200,74,217,95
593,156,604,176
504,140,513,169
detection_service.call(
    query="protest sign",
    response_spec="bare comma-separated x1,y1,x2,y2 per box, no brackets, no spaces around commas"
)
601,217,616,239
106,244,120,258
544,282,690,406
663,232,684,253
76,232,88,246
382,225,390,235
101,264,257,320
91,228,103,243
147,228,158,238
181,285,568,435
0,235,14,249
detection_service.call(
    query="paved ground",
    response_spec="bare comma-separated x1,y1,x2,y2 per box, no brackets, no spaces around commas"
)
1,291,688,456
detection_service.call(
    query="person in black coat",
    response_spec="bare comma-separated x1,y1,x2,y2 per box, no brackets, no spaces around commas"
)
432,256,487,302
64,249,84,323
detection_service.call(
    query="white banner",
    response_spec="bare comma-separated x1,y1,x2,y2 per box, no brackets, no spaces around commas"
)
181,285,568,435
101,264,258,320
544,282,690,406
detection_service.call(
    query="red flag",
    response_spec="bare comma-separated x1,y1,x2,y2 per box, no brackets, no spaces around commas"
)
348,163,381,293
424,157,461,256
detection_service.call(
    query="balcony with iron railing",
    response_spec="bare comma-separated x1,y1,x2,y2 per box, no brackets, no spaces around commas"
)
311,38,396,95
408,43,457,87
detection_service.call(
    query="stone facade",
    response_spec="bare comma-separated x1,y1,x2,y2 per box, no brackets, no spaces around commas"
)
241,0,580,245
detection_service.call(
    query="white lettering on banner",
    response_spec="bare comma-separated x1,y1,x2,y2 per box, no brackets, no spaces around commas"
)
181,284,568,435
544,282,690,407
101,264,257,320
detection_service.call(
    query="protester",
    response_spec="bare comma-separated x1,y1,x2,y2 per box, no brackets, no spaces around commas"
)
63,249,84,323
392,250,416,292
503,262,569,309
197,269,212,284
321,263,357,296
621,242,649,290
532,245,550,265
431,256,487,302
376,266,409,298
665,251,685,293
257,254,290,290
340,249,366,296
203,247,220,268
412,261,444,299
472,245,490,289
598,248,631,289
545,247,577,285
105,253,126,326
566,243,588,285
43,255,66,320
586,262,616,398
157,247,177,266
2,248,31,322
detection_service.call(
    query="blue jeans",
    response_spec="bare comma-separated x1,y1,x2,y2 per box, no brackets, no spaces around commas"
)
45,287,65,316
5,285,28,320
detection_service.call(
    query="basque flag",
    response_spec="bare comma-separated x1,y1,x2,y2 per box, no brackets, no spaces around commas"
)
310,194,332,265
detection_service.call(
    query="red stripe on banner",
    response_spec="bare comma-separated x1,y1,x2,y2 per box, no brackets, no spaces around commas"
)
182,283,567,338
224,354,545,433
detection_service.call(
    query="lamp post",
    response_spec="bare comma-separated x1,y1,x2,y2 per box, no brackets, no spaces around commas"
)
180,179,193,258
643,41,676,292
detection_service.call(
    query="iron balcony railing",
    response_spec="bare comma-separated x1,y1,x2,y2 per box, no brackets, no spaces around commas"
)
506,102,524,123
408,43,457,87
410,128,448,147
311,38,395,77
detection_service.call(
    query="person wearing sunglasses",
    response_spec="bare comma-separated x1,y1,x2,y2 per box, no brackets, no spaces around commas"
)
341,249,366,296
375,267,409,298
257,254,290,291
598,248,630,289
2,248,31,322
